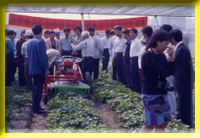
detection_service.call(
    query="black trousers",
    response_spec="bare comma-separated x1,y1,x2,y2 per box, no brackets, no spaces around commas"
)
177,86,194,128
17,57,26,86
5,52,14,86
32,74,45,112
61,50,72,56
92,58,100,80
112,57,117,80
102,48,110,71
130,56,141,93
124,59,133,88
24,58,33,91
116,53,126,84
82,57,94,82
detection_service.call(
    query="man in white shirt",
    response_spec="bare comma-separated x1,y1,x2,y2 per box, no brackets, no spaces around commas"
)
112,25,127,85
60,28,73,56
129,28,142,93
88,27,103,80
160,24,177,117
109,31,117,80
101,30,111,71
72,31,95,82
21,30,34,92
138,26,153,83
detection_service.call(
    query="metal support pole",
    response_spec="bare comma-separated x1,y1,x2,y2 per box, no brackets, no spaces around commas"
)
81,13,85,31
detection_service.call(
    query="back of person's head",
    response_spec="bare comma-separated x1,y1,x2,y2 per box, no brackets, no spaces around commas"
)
87,27,95,32
32,25,43,35
64,27,70,32
105,30,111,34
21,30,26,36
130,28,138,34
146,29,170,51
169,29,182,42
81,31,90,39
74,26,82,32
6,30,15,36
122,29,130,35
49,31,55,34
44,30,50,34
114,25,122,31
109,30,115,35
160,24,173,33
5,29,8,34
141,26,153,38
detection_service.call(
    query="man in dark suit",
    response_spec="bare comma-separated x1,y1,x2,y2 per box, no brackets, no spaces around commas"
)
27,25,49,114
170,29,195,128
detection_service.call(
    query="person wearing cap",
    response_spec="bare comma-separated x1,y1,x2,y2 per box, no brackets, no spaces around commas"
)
21,30,34,92
16,30,27,87
129,28,142,93
101,30,111,71
138,26,153,83
73,26,83,58
54,28,61,40
45,31,60,51
5,30,16,86
87,27,103,80
27,25,49,114
109,30,117,80
43,30,50,41
122,29,133,89
112,25,127,84
59,27,73,56
72,31,95,82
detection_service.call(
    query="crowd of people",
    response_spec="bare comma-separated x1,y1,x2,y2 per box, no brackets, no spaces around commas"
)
5,23,195,132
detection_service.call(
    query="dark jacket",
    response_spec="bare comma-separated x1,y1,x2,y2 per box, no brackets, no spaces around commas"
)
174,42,195,92
16,37,26,58
141,51,174,95
124,38,131,62
27,36,49,75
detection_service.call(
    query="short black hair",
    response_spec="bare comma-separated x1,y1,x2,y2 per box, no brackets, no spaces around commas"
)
105,30,111,34
146,29,170,51
32,25,43,35
169,29,183,42
114,25,122,31
122,29,130,34
160,24,173,33
141,26,153,37
6,30,15,36
21,30,26,36
44,30,50,34
87,27,95,32
49,31,55,34
130,28,138,34
64,27,70,32
109,30,115,35
74,26,82,32
13,31,17,36
5,29,8,34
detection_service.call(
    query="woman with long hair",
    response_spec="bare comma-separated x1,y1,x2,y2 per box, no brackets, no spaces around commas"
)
139,29,175,133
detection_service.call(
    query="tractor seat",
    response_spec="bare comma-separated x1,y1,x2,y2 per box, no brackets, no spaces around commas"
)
63,60,74,68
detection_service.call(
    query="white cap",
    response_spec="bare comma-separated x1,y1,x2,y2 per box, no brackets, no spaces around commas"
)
53,28,60,34
25,30,34,36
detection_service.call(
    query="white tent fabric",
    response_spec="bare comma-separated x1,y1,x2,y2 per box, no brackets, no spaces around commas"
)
5,5,195,17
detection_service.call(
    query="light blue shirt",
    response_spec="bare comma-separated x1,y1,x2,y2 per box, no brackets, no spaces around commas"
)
5,36,16,54
59,37,73,51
